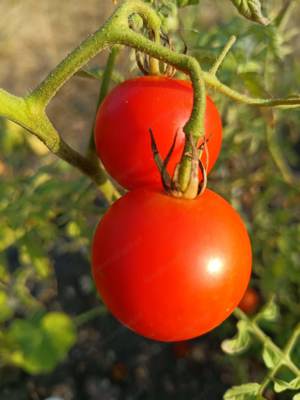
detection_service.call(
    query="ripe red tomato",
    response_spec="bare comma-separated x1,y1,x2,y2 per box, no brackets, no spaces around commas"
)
92,189,252,342
94,76,222,190
239,287,260,314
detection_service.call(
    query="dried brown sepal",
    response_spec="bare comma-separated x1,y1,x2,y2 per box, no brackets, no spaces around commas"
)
197,157,207,196
149,129,208,199
161,130,179,188
134,31,176,77
136,51,150,75
149,128,172,191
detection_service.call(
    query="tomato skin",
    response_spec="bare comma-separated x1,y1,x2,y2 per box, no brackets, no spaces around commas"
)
92,189,252,342
239,287,260,314
94,76,222,190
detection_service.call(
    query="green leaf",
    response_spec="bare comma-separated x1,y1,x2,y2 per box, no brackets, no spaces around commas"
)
0,258,10,284
13,268,40,310
223,383,262,399
274,378,300,393
293,394,300,400
41,312,76,357
221,320,251,354
0,291,13,322
0,226,25,252
66,221,81,238
256,298,279,322
20,237,52,279
176,0,199,7
7,312,76,374
262,344,281,369
229,0,269,25
239,72,267,97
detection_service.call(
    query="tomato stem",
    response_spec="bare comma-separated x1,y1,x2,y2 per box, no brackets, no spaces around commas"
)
209,35,236,76
75,306,107,326
234,307,300,397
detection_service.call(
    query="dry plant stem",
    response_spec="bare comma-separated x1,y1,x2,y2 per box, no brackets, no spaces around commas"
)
0,0,300,198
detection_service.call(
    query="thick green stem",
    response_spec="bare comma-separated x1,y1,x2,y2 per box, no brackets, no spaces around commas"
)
26,106,120,202
0,92,119,202
27,28,110,108
178,63,206,192
0,89,32,129
203,72,300,108
27,0,161,108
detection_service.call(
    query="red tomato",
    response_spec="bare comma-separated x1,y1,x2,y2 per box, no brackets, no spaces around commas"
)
239,287,260,314
92,189,252,342
94,76,222,190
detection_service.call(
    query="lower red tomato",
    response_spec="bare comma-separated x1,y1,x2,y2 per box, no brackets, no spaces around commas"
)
92,189,252,342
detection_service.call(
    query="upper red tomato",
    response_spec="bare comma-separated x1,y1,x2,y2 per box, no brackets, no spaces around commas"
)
92,188,252,342
94,76,222,190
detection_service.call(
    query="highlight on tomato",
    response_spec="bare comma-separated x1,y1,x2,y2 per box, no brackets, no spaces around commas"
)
94,76,222,190
92,188,252,342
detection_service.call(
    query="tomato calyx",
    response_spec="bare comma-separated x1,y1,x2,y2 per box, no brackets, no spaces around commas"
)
135,31,176,77
149,129,207,199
